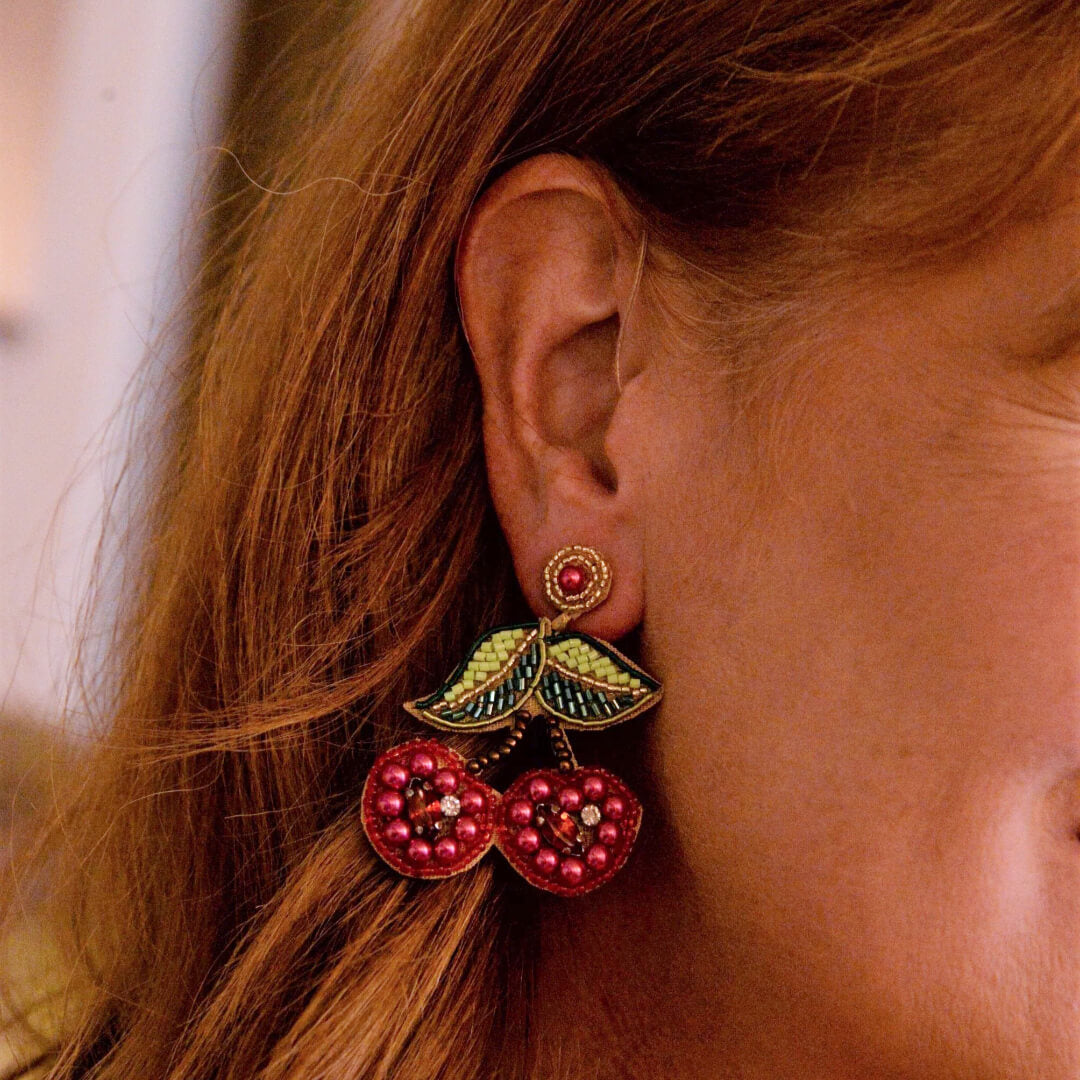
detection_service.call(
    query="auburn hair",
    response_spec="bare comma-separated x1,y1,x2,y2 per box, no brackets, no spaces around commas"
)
4,1,1078,1077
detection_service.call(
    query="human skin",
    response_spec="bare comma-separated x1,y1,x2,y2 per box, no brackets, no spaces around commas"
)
457,155,1080,1079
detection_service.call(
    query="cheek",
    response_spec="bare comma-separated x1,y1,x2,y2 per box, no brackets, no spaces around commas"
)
642,371,1080,1077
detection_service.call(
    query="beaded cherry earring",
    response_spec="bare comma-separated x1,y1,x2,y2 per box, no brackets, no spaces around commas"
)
360,545,662,896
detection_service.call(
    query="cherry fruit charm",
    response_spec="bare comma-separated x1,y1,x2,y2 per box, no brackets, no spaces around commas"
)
496,767,642,896
361,739,499,878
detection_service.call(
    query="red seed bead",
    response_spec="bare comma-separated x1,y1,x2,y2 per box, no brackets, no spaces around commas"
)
515,827,541,854
508,800,534,826
558,787,583,812
410,751,436,778
460,788,485,815
407,837,433,864
528,777,552,802
376,790,405,817
602,795,626,821
597,821,620,846
455,816,479,842
557,563,587,595
559,857,586,885
432,769,458,794
586,843,610,871
534,848,559,875
383,819,411,846
434,837,460,864
380,763,409,790
582,775,606,801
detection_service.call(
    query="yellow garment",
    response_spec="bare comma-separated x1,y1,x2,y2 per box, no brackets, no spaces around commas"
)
1,922,66,1080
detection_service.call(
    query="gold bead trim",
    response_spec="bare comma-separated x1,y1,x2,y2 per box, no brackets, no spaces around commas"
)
542,544,612,619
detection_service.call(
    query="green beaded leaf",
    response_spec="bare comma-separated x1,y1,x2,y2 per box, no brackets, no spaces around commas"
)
536,631,662,729
403,623,546,732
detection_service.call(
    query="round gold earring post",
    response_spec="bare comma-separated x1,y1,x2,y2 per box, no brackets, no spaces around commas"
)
543,544,612,627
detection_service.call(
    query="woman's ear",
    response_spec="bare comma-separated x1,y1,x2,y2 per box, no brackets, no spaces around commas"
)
455,154,650,639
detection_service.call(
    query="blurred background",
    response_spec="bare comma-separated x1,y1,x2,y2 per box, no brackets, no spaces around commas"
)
1,0,349,837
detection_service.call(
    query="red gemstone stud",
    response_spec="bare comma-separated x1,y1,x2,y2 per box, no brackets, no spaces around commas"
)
495,766,642,896
361,739,500,878
556,562,587,595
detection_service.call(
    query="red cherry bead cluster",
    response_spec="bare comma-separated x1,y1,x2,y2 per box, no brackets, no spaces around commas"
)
362,740,498,878
495,767,641,896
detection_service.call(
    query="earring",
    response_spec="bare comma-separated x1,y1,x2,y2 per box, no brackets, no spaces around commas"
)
360,545,662,896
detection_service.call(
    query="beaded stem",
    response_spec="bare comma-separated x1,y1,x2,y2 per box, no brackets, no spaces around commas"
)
546,714,579,773
465,710,530,774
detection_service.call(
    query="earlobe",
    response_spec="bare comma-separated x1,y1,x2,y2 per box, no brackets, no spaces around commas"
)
455,154,648,639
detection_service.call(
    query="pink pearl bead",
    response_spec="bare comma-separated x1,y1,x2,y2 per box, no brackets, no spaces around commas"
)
602,795,626,821
380,763,409,790
597,821,620,846
432,768,458,794
376,790,404,817
434,837,459,864
407,837,432,864
559,857,586,885
383,819,410,846
582,775,606,801
558,787,583,812
557,563,587,595
508,800,534,826
455,816,479,842
515,827,541,854
586,843,610,871
528,776,552,802
459,788,485,814
534,848,559,875
410,751,436,778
